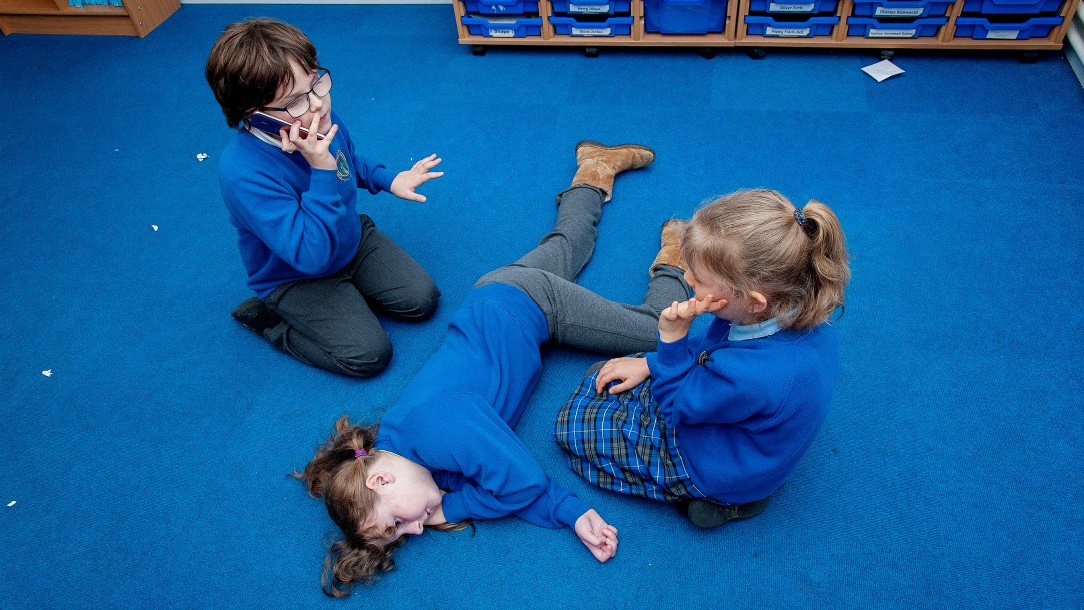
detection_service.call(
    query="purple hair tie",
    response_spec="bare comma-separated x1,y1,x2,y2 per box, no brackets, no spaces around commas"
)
354,449,367,458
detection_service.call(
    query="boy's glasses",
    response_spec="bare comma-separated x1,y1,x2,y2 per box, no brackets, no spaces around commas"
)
262,68,332,118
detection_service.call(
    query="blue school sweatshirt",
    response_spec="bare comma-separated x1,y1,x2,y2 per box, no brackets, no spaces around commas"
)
375,284,590,529
646,316,839,504
217,111,396,298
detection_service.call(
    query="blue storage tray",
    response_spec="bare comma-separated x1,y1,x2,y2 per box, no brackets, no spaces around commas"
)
744,14,839,36
644,0,728,34
461,0,539,14
961,0,1061,13
747,0,838,13
846,16,947,37
550,0,632,14
953,15,1062,37
851,0,952,17
549,15,634,35
462,14,543,36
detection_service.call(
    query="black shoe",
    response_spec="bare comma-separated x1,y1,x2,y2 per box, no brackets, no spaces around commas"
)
231,297,282,335
682,497,771,529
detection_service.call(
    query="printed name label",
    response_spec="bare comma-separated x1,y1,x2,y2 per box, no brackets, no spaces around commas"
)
769,2,816,11
868,27,917,37
489,28,516,36
874,6,925,15
765,25,812,36
569,3,611,12
985,29,1021,39
571,26,612,35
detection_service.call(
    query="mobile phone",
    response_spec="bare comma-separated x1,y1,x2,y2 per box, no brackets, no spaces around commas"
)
250,111,326,140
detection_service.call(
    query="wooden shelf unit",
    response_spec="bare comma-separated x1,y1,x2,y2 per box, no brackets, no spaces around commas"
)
453,0,1079,52
0,0,179,37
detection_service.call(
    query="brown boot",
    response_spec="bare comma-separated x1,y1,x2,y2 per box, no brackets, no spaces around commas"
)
570,140,655,203
650,218,688,276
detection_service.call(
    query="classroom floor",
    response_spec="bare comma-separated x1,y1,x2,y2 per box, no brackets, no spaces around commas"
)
1,4,1083,608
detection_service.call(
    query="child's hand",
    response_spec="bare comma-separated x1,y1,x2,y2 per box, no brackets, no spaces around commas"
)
594,357,650,395
390,154,444,203
658,294,728,343
574,509,618,563
281,114,339,171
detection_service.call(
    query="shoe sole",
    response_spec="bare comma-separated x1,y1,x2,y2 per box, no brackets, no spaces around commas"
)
575,139,656,158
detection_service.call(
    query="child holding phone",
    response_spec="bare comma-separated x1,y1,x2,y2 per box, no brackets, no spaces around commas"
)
206,18,442,378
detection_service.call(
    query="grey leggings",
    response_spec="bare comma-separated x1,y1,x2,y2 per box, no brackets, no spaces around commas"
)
476,186,691,355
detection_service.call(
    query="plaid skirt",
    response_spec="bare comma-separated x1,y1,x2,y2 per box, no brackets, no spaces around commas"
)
553,359,707,503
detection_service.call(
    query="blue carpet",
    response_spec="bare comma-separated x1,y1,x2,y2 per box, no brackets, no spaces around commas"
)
1,4,1083,608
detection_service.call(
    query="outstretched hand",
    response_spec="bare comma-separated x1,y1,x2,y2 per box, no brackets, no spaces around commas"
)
658,294,728,343
594,357,651,395
574,509,618,563
390,154,444,202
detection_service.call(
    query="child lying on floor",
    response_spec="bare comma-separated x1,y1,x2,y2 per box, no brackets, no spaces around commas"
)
296,140,676,596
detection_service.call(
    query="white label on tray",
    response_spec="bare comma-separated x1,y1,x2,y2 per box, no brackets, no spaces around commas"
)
985,29,1020,39
765,25,812,36
571,26,612,35
489,28,516,37
868,27,917,37
874,6,925,15
569,3,611,12
769,2,815,11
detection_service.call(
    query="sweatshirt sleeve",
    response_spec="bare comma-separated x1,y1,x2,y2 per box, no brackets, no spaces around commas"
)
335,119,394,194
424,394,589,529
646,334,764,426
352,150,394,194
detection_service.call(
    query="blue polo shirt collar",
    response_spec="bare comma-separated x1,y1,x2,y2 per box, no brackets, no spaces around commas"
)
727,317,782,341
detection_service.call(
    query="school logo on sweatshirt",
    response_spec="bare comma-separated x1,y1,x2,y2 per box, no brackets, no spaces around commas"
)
336,150,349,181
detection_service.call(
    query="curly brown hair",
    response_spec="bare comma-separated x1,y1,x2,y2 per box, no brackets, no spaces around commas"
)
293,415,471,597
205,18,319,129
681,189,851,330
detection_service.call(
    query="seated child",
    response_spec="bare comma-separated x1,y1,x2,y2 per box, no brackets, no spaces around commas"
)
295,141,690,596
554,188,851,528
205,18,442,378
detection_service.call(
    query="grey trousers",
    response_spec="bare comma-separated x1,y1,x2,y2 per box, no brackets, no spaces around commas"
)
262,214,440,377
476,186,691,355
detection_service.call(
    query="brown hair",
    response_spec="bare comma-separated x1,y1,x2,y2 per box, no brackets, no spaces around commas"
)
293,415,470,597
681,189,851,330
205,18,319,129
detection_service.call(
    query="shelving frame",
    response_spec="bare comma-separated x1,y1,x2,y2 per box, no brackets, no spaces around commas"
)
453,0,1079,52
0,0,179,37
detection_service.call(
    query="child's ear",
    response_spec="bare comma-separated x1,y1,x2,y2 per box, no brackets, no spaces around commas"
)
746,290,768,315
365,471,395,490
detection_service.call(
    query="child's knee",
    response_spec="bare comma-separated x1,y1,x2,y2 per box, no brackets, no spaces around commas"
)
414,281,441,318
392,281,440,321
333,335,393,378
476,265,545,292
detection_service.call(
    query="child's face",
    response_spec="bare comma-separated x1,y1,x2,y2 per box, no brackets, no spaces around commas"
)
365,458,444,544
263,60,333,135
684,260,750,324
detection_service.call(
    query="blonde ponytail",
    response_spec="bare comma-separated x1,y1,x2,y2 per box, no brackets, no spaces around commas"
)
791,199,850,329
